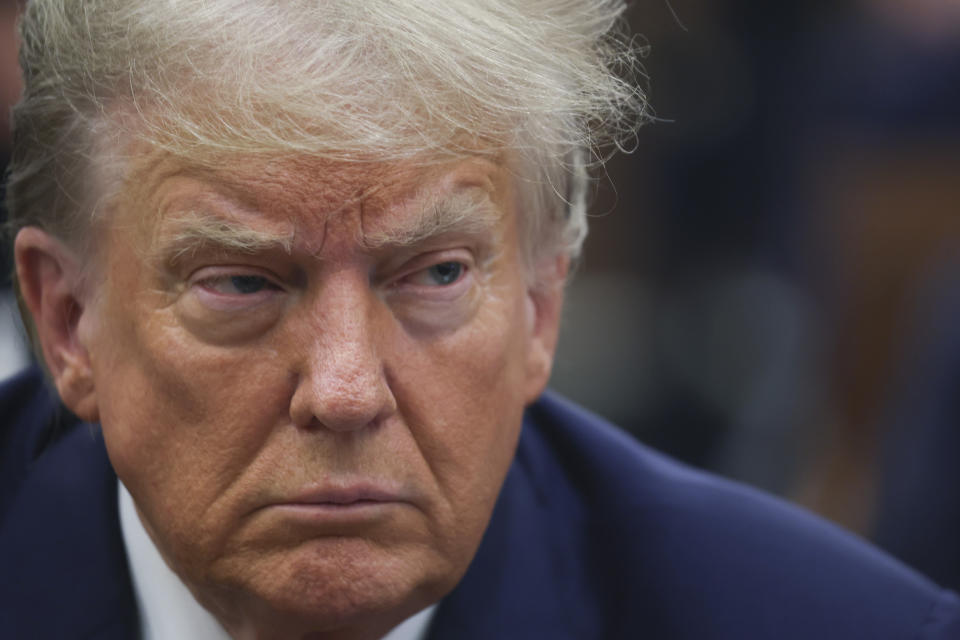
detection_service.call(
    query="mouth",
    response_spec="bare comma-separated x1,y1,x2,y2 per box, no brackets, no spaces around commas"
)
289,486,409,506
262,483,416,522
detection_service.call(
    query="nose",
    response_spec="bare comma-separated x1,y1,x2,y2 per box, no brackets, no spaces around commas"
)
288,276,397,432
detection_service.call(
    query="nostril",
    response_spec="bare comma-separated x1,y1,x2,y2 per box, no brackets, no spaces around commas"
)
288,364,396,432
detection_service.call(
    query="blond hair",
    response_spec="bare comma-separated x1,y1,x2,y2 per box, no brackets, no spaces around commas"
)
7,0,645,273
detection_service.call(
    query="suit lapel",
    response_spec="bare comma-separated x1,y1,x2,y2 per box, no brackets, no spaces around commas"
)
0,421,139,639
426,415,590,640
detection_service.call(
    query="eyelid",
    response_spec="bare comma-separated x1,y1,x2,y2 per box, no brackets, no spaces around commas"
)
203,275,279,296
190,263,281,282
386,248,475,284
189,265,287,300
176,265,288,341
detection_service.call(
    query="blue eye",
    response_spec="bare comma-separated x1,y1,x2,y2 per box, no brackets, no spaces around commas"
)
229,275,270,294
427,262,463,286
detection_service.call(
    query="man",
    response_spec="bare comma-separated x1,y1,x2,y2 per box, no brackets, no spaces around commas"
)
0,1,957,639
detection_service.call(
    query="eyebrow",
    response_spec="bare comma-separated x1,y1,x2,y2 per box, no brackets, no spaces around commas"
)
157,211,296,265
155,189,503,265
359,190,503,251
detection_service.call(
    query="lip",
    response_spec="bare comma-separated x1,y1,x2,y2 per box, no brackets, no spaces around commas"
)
257,482,417,519
285,484,411,507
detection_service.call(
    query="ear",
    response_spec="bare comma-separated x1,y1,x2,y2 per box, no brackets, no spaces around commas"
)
14,227,100,422
523,254,569,404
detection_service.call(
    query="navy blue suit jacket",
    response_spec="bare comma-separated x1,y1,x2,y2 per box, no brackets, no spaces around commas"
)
1,367,959,639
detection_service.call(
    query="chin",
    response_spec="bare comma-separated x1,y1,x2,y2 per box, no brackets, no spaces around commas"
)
201,539,457,639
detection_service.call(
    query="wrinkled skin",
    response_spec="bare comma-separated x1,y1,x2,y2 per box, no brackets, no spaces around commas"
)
17,151,565,639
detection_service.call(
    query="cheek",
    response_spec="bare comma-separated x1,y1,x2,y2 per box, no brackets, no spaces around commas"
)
393,280,532,532
92,303,292,535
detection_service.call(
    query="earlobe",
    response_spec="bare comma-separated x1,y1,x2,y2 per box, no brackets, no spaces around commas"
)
14,227,100,422
523,254,569,404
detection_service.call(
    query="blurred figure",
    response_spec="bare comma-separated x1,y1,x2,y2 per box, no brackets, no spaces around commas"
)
0,0,28,380
788,0,960,520
873,258,960,592
1,0,24,275
556,0,960,595
554,0,829,494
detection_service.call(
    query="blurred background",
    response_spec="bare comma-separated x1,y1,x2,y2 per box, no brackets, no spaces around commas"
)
0,0,27,380
1,0,958,592
550,0,960,592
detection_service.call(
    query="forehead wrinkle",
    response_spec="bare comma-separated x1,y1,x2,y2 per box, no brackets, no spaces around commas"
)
359,191,503,252
292,182,386,257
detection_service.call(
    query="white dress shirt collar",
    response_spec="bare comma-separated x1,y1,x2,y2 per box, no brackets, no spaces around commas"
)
118,481,436,640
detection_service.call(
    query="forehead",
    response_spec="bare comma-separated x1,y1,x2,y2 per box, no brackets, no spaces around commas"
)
115,150,515,252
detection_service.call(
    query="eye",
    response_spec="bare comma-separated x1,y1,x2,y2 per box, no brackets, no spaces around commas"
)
407,261,466,287
200,274,279,296
427,261,463,285
179,266,288,341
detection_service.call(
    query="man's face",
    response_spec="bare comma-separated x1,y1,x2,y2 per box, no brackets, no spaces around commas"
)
74,152,561,636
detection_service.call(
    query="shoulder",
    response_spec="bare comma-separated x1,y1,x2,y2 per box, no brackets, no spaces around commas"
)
0,367,69,522
513,391,960,639
0,367,138,638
